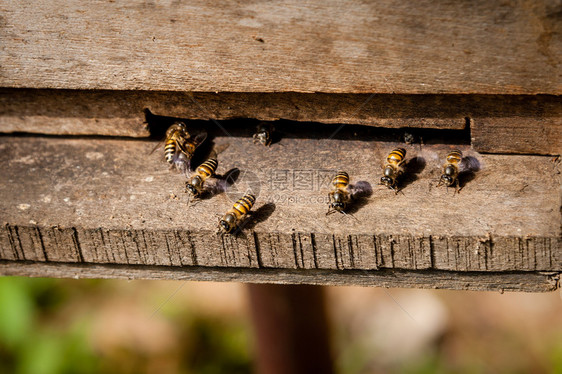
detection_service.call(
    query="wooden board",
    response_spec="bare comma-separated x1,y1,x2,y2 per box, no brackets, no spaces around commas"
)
471,117,561,155
0,1,560,94
0,262,558,293
1,89,560,156
0,135,560,291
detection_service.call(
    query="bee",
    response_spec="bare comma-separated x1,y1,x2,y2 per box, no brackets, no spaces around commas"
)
253,122,274,146
186,157,218,198
437,150,463,193
185,144,231,200
380,148,406,194
327,171,370,216
218,194,256,234
158,122,207,173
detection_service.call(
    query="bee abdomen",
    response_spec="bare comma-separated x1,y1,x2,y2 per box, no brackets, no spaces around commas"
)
164,140,176,163
387,148,406,164
332,171,350,189
197,158,218,177
233,194,256,215
446,150,463,164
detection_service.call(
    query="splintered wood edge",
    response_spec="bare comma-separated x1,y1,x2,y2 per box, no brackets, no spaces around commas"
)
0,261,558,293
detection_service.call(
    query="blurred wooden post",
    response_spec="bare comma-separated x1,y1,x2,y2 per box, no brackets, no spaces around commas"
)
247,284,334,374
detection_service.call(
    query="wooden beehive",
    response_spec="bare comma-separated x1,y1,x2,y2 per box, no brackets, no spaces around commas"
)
0,0,560,292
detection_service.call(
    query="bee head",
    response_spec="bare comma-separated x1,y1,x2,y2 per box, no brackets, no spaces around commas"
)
254,132,269,145
380,176,393,187
331,201,346,212
219,213,236,233
440,174,454,186
186,176,203,197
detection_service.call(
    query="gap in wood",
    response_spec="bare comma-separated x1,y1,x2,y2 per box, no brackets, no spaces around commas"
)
144,109,472,145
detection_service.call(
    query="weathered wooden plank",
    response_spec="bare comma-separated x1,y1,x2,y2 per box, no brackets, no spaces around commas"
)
0,1,560,94
0,135,560,279
471,117,562,155
0,261,558,293
2,89,560,156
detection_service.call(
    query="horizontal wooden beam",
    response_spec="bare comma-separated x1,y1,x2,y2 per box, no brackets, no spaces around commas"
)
0,1,560,94
0,262,559,293
1,89,560,155
0,134,559,290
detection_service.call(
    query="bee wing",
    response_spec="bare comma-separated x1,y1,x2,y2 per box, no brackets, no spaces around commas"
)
460,156,481,173
193,132,208,148
205,178,230,195
149,138,166,155
173,152,190,175
348,181,373,199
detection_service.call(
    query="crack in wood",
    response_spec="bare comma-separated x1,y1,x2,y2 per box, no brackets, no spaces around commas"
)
0,226,559,273
72,228,84,263
310,233,319,269
35,226,48,262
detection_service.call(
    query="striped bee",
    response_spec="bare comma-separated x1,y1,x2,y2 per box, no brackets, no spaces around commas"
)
437,150,464,193
380,148,407,194
327,171,370,216
161,122,207,173
185,144,231,199
253,122,274,147
186,157,218,198
218,194,256,234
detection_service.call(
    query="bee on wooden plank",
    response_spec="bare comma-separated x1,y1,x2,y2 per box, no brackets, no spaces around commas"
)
327,171,370,216
186,157,218,198
253,122,275,147
380,148,407,194
152,122,207,174
218,194,256,234
437,150,463,193
437,150,480,194
185,144,230,200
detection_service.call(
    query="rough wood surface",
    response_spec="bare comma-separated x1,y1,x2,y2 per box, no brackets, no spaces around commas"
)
0,135,560,284
0,1,560,94
2,89,560,156
471,117,562,155
0,262,558,293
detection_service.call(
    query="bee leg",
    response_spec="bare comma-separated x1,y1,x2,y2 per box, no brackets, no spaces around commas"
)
341,210,359,222
454,179,461,195
392,185,403,195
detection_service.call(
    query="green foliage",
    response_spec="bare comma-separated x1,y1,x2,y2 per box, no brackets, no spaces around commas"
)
0,277,100,374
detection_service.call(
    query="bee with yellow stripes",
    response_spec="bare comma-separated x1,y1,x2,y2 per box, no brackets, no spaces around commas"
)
185,144,231,199
218,194,256,234
437,150,463,193
157,122,207,173
186,157,218,198
327,171,370,216
380,147,407,194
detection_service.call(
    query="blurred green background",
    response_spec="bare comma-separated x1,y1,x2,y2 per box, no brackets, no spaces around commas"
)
0,276,560,374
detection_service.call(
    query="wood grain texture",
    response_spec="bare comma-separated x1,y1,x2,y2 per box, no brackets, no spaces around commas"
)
0,135,560,284
471,117,562,155
2,89,560,156
0,262,558,293
0,1,560,94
